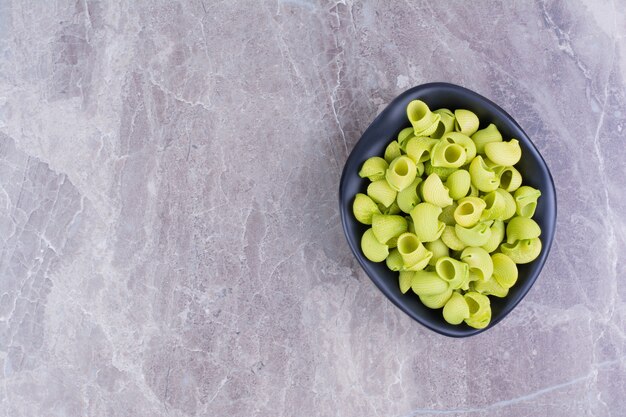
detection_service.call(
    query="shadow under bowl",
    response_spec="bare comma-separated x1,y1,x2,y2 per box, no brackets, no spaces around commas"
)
339,82,557,337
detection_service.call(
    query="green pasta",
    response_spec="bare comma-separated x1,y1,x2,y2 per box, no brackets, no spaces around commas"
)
491,253,518,289
441,225,467,251
386,155,418,191
422,173,453,207
424,162,457,181
471,123,502,154
455,222,492,247
454,109,480,135
485,139,521,166
460,247,493,281
359,156,388,181
354,99,543,329
431,108,456,139
367,179,397,207
372,214,408,244
406,137,439,163
436,257,469,290
506,216,541,243
471,276,508,298
431,140,467,168
399,270,414,294
407,100,441,136
500,237,542,264
442,132,477,161
464,292,491,329
384,140,402,163
420,287,453,309
397,232,433,271
386,248,404,271
514,186,541,218
469,156,500,192
480,190,507,221
380,201,402,215
496,188,517,220
446,169,471,200
396,178,421,214
410,202,445,242
481,220,505,253
353,193,381,225
425,239,450,266
411,270,449,296
439,203,458,226
361,228,389,262
397,127,415,150
443,291,470,324
495,166,522,192
454,197,486,228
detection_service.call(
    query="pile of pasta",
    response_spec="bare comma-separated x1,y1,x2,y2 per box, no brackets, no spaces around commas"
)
353,100,542,329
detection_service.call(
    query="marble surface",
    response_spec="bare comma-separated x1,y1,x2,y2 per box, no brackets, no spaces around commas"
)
0,0,625,416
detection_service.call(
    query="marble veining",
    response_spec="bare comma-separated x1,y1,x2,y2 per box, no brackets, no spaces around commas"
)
0,0,625,416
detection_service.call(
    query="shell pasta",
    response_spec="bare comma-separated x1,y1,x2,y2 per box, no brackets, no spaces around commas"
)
355,100,542,329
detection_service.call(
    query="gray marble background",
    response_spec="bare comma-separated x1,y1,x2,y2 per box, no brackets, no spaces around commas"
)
0,0,625,416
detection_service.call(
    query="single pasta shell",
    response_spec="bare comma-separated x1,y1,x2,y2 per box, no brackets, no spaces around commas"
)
396,178,421,214
500,237,542,264
431,141,467,168
491,253,518,288
419,287,453,309
496,188,517,220
399,270,414,294
367,179,397,208
405,137,439,163
425,239,450,266
386,155,418,192
441,225,467,251
514,186,542,218
506,216,541,243
435,256,469,290
441,132,477,161
480,190,507,221
454,109,480,136
446,169,471,200
410,202,445,242
471,123,502,154
469,156,500,192
372,214,407,244
359,156,388,181
384,141,402,163
411,270,449,296
455,222,492,247
454,197,486,228
422,173,454,208
471,277,509,298
361,228,389,262
480,220,505,253
397,232,432,269
496,166,522,192
353,193,381,225
484,139,522,166
460,247,493,281
443,291,470,324
386,248,404,271
464,291,492,329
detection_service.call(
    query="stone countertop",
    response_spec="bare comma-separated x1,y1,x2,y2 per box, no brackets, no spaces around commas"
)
0,1,625,416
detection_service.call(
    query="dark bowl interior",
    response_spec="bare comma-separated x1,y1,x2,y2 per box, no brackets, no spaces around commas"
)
339,82,557,337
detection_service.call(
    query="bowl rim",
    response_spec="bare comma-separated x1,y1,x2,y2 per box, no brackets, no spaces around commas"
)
339,82,557,337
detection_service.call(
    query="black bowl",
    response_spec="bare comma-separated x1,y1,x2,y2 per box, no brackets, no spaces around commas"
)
339,82,557,337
